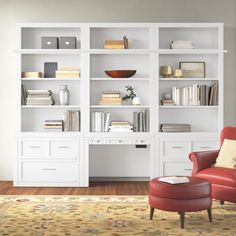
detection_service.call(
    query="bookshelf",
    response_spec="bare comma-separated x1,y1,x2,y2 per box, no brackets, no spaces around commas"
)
15,23,224,187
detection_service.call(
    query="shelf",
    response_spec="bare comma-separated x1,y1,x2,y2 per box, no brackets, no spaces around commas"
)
160,106,218,109
16,49,81,54
90,105,150,109
89,49,150,54
159,78,219,81
158,49,223,54
22,105,81,109
91,77,150,81
22,77,81,81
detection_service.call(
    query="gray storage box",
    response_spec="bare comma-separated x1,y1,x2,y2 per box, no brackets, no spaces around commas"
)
59,37,76,49
41,37,58,49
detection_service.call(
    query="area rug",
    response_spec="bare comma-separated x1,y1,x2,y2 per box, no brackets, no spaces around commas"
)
0,195,235,236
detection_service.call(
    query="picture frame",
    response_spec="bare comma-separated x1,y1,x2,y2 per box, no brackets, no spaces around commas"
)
179,61,205,78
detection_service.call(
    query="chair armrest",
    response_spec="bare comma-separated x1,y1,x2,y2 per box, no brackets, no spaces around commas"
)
189,150,220,175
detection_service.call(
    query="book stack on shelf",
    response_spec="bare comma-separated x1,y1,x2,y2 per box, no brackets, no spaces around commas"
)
161,99,174,106
63,110,80,131
109,121,133,133
44,120,63,131
55,67,80,78
133,110,149,132
171,83,218,106
99,91,122,106
160,124,191,133
91,112,110,132
104,36,129,49
170,40,194,49
22,71,43,78
26,90,54,106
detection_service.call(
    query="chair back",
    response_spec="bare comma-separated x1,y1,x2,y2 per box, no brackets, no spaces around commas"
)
220,126,236,146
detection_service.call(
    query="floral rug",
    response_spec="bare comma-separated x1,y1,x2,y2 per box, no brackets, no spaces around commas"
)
0,195,235,236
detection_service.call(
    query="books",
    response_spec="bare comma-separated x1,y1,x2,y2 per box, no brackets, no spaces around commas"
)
44,120,63,131
56,67,80,78
22,71,43,78
26,90,54,106
104,36,130,49
133,110,149,132
160,124,191,133
99,91,122,106
63,110,80,131
161,99,174,106
91,111,106,132
170,40,194,49
159,176,190,184
21,85,26,105
109,121,133,132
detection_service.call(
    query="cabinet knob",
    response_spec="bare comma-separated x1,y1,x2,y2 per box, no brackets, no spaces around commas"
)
58,146,69,149
30,146,41,149
172,146,183,149
119,140,122,143
43,168,56,171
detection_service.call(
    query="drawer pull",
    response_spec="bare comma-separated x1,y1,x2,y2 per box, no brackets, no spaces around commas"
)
184,168,192,171
43,168,57,171
58,146,69,149
172,146,183,149
30,146,41,149
119,140,122,143
200,147,210,149
97,140,100,143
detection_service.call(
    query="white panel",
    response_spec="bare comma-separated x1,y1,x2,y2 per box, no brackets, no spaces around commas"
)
22,140,49,156
163,162,193,176
192,141,219,151
51,140,77,157
163,140,190,157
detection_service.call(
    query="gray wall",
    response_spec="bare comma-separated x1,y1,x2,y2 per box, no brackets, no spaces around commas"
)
0,0,235,180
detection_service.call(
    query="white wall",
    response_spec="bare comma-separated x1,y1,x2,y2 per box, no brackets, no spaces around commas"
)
0,0,236,180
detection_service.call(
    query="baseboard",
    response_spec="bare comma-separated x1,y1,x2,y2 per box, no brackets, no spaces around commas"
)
89,177,150,181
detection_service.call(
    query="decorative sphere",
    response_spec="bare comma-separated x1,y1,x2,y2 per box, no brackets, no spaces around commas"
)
162,92,171,100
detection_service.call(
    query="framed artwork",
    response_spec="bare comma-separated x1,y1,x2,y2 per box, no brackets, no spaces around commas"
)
179,61,205,78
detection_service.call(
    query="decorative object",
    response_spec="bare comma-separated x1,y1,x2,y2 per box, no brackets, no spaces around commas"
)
122,85,136,103
174,69,183,78
162,92,172,100
59,37,77,49
41,36,58,49
105,70,136,78
104,36,129,49
58,85,70,105
132,96,141,105
179,61,205,78
44,62,58,78
170,40,194,49
160,66,173,78
0,195,235,236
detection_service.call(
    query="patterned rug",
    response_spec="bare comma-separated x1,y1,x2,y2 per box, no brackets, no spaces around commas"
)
0,195,235,236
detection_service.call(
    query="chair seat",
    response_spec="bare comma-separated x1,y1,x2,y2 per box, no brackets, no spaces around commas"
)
196,167,236,188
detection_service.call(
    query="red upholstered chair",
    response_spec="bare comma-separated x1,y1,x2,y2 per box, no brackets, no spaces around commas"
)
189,126,236,204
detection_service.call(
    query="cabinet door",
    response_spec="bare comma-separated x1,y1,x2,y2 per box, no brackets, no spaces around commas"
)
163,162,193,176
192,141,219,152
162,140,191,157
22,140,49,157
51,140,77,158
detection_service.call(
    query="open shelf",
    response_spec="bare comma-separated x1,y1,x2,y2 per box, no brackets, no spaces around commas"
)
22,77,81,81
90,105,150,109
16,49,81,54
91,77,150,81
159,78,219,81
160,106,218,109
22,105,81,109
158,49,222,54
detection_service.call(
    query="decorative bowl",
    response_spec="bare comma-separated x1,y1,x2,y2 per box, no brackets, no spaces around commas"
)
160,66,173,78
105,70,136,78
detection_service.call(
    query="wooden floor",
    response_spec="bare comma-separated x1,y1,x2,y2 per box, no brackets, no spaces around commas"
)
0,181,149,195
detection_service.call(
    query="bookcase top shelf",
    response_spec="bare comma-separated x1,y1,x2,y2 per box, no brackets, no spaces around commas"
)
90,105,150,109
159,78,219,81
160,106,219,109
22,78,81,81
21,105,81,109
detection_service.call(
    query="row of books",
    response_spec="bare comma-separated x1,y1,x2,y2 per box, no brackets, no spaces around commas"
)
133,110,149,132
55,67,80,78
160,124,191,133
63,110,80,131
99,91,122,106
104,36,129,49
171,83,218,106
91,112,110,132
170,40,194,49
44,120,63,131
26,90,54,106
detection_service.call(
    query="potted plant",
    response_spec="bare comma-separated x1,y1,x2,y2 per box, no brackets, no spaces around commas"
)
122,85,140,105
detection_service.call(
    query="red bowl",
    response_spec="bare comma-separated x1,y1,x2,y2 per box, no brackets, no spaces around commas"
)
105,70,136,78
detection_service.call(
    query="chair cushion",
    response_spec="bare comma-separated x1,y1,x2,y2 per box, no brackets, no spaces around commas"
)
196,167,236,188
215,139,236,168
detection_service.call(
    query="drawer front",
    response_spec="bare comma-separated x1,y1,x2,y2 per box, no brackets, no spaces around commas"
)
90,138,107,144
22,140,49,156
51,140,76,157
21,161,78,182
134,138,150,145
163,162,193,176
192,141,219,152
163,141,190,157
108,138,133,145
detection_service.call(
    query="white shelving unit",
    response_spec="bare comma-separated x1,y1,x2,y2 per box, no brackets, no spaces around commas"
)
15,23,224,187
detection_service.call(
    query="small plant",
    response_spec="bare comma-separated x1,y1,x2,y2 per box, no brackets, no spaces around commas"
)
122,85,136,102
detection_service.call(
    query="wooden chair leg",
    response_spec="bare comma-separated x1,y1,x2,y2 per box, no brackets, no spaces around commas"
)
220,200,224,205
150,207,155,220
179,212,185,229
207,208,212,222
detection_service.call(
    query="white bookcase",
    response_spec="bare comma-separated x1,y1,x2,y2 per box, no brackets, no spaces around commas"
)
15,23,224,187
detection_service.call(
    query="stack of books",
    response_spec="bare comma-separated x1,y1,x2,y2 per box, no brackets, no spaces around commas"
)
91,112,110,132
170,40,194,49
109,121,133,132
44,120,63,131
161,99,174,106
104,36,129,49
99,91,122,106
55,67,80,78
160,124,191,133
133,110,149,132
22,71,43,78
63,110,80,131
171,83,218,106
26,90,54,106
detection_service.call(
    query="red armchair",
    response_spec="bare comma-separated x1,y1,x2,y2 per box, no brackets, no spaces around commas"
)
189,126,236,204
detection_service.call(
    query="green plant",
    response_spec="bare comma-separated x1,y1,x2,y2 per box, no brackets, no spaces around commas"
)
122,85,136,102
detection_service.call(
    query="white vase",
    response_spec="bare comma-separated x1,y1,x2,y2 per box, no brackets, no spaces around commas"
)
132,97,141,105
58,85,70,105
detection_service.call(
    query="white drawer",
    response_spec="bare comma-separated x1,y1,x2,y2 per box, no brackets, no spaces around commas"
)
51,140,76,157
163,141,190,157
22,140,49,156
21,161,78,182
90,138,107,144
163,162,193,176
108,138,133,145
134,138,150,145
192,141,219,152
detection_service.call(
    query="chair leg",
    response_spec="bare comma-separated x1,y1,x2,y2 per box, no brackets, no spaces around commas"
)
150,207,155,220
220,200,224,205
179,212,185,229
207,208,212,222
